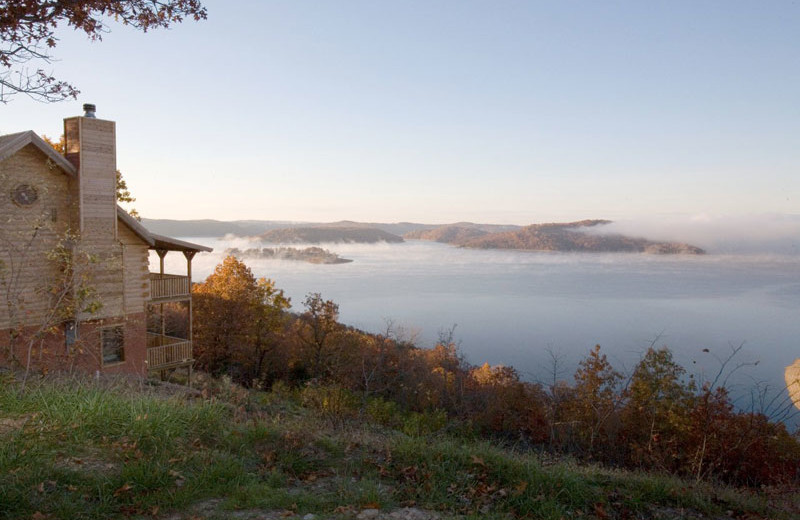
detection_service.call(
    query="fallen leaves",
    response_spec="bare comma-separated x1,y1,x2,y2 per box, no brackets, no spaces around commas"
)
113,482,133,497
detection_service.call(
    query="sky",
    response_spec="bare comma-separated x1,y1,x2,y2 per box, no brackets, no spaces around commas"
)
2,1,800,225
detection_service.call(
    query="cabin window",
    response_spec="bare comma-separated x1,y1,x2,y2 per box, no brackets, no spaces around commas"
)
102,326,125,364
65,321,77,351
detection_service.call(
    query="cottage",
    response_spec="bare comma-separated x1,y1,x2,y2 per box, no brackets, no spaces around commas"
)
0,104,211,379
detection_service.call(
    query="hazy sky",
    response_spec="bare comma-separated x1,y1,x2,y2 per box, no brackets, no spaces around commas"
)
2,1,799,224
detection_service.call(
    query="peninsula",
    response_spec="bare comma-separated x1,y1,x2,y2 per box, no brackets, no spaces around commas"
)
406,220,705,254
226,246,353,265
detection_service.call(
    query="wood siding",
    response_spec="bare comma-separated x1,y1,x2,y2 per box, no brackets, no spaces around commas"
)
118,222,151,314
0,145,74,330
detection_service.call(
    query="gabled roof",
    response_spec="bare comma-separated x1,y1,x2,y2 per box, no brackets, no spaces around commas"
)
116,206,212,253
0,130,77,175
0,130,212,254
117,206,156,247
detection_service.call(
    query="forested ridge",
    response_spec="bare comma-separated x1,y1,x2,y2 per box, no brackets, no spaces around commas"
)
407,220,706,254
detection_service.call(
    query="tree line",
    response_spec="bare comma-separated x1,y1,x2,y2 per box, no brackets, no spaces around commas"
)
191,256,800,487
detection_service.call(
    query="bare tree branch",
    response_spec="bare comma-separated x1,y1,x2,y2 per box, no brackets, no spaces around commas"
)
0,1,206,103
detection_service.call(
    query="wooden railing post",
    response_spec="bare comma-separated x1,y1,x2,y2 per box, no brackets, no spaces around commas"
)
183,251,196,387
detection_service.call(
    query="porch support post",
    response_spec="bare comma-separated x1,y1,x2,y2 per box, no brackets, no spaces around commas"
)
184,250,197,388
156,249,168,339
183,251,196,342
156,249,168,275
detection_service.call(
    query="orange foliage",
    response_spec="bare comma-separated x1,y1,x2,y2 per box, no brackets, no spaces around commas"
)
191,257,800,487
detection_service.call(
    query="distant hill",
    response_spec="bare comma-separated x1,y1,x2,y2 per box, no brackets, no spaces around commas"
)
140,218,433,238
259,226,404,244
404,222,521,243
141,218,301,237
313,220,435,236
458,220,705,254
407,220,705,254
141,218,704,254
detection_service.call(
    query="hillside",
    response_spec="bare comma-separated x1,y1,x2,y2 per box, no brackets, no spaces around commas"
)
259,226,404,244
410,220,705,254
404,222,522,243
1,376,796,520
140,218,301,237
312,220,436,236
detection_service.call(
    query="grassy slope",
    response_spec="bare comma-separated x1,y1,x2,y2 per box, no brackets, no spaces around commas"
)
0,376,796,520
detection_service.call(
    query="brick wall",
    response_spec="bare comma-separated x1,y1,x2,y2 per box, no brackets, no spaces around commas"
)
0,311,148,377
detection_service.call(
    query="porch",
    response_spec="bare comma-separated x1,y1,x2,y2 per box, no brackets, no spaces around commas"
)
146,234,212,383
146,333,193,371
149,273,190,301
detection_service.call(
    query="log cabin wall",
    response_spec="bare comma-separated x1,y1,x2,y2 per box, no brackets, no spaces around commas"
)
118,222,151,316
0,144,74,330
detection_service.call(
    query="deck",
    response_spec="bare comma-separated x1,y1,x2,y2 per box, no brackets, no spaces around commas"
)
146,333,193,371
149,273,190,302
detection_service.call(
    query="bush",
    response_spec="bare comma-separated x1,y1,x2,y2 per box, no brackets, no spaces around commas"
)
299,383,359,420
402,409,448,436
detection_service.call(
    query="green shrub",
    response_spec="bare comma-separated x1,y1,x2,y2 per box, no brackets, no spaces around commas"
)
299,384,359,419
402,409,448,436
366,396,401,427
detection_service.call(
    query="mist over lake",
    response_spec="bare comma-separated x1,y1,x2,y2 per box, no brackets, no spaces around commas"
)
155,237,800,419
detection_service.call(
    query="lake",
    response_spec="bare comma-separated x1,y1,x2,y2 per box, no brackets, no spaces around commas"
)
155,238,800,422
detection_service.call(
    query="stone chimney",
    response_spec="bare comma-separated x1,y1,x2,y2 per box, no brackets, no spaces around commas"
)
63,104,117,241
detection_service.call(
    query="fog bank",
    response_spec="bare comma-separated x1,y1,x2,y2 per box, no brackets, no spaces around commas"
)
588,214,800,254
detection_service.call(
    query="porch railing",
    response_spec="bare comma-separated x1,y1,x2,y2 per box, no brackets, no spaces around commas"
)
146,333,193,370
149,273,190,301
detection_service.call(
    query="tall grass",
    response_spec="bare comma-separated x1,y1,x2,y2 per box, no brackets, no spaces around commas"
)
0,376,795,520
0,377,237,519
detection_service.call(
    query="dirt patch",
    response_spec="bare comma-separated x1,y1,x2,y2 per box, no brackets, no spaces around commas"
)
157,502,448,520
0,413,35,435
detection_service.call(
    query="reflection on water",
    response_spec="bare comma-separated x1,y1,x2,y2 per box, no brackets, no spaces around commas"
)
156,238,800,423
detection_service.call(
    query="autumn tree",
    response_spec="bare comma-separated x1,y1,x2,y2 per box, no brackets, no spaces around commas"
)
0,1,206,103
467,363,549,441
568,344,623,456
621,347,694,471
292,292,343,380
192,256,290,386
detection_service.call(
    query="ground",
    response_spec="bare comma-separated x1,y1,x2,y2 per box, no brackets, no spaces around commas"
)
0,371,796,520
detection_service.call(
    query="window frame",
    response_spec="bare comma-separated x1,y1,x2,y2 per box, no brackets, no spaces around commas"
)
100,325,125,366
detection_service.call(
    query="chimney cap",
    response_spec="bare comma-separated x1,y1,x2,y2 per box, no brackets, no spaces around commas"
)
83,103,96,118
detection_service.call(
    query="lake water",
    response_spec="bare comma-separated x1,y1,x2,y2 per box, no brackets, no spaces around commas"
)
155,238,800,422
